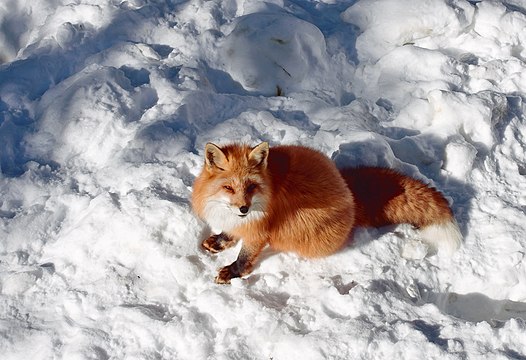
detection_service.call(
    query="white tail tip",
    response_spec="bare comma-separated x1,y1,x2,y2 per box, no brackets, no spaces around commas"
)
419,219,462,256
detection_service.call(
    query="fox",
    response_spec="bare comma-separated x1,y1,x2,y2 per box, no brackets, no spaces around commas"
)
192,142,462,284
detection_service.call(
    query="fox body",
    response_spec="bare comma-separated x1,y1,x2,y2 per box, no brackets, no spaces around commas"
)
192,142,462,284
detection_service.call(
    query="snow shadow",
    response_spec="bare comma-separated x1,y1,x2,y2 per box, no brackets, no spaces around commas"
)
290,0,360,64
428,290,526,327
0,98,34,176
200,62,257,96
370,279,526,328
0,3,172,176
134,90,279,156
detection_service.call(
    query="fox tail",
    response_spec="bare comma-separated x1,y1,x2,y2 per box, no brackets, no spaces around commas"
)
340,167,462,256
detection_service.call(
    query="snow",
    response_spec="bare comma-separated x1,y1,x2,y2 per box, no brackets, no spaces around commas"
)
1,0,526,359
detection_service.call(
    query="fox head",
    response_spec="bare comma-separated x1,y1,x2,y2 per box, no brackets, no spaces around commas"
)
195,142,270,232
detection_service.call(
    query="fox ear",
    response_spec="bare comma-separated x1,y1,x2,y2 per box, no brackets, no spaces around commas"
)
249,142,269,168
205,143,228,171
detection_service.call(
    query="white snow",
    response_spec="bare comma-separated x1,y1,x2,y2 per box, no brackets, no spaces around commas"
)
220,12,330,96
1,0,526,359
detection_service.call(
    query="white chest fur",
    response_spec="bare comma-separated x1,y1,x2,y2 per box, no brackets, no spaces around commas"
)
202,195,267,234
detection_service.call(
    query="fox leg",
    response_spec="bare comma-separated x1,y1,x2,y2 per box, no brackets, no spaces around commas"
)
215,239,266,284
202,232,238,253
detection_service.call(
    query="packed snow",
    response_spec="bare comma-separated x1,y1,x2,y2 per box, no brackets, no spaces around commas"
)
1,0,526,359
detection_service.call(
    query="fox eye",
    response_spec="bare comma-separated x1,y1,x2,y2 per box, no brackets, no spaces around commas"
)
246,183,258,193
223,185,234,193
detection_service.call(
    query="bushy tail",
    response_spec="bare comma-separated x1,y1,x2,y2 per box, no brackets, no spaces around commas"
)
340,167,462,255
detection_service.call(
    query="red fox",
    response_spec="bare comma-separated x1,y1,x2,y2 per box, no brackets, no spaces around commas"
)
192,142,462,284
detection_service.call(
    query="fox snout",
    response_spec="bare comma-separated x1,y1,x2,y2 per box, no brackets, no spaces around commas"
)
222,185,257,217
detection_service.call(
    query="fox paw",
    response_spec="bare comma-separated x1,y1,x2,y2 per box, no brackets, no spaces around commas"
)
202,234,230,253
215,265,237,284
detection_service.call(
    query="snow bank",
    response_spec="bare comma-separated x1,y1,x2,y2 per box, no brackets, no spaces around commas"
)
341,0,475,62
220,12,329,96
1,0,526,359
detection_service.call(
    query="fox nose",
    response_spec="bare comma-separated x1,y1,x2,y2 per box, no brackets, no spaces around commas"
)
239,206,249,214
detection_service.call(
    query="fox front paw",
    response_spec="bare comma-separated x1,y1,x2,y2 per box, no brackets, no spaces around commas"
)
213,246,256,284
215,263,245,284
202,233,231,253
215,265,239,284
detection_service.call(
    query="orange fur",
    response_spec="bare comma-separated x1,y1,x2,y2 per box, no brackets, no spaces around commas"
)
192,142,461,283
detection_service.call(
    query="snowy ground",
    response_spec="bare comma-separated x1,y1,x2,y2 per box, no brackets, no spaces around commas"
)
1,0,526,359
